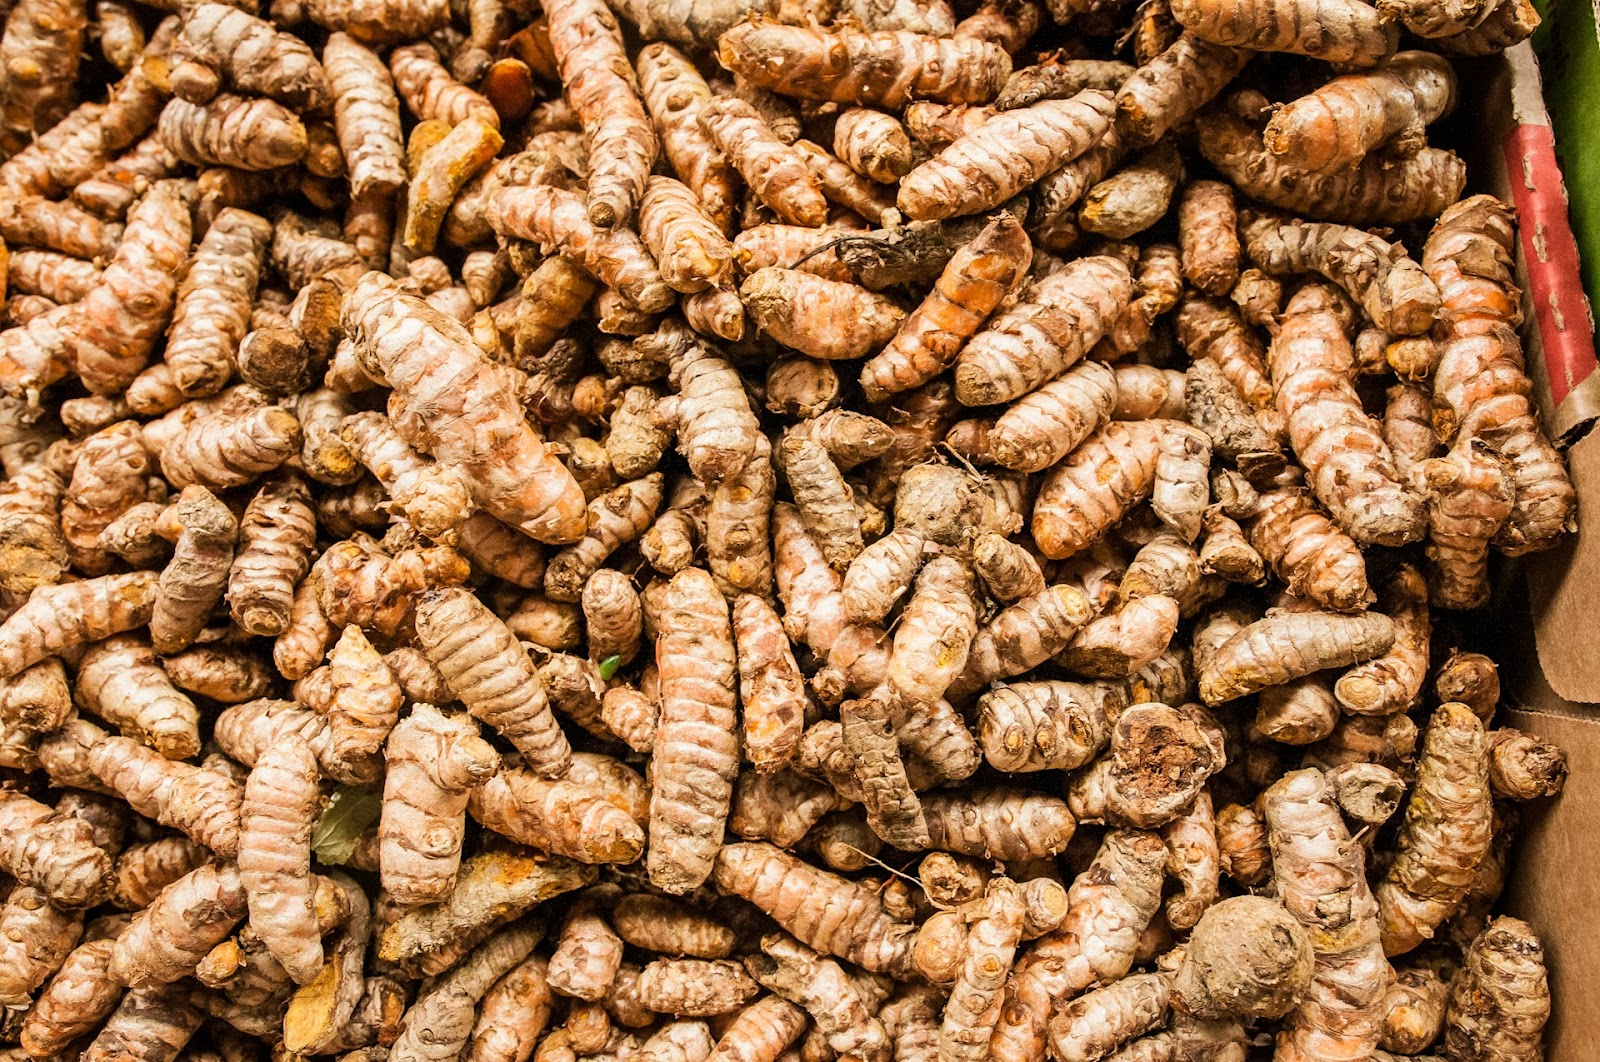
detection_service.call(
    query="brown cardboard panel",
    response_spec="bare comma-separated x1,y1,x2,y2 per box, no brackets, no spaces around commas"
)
1503,707,1600,1062
1527,428,1600,703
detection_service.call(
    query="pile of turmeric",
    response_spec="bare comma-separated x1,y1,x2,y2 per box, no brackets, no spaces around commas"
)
0,0,1570,1057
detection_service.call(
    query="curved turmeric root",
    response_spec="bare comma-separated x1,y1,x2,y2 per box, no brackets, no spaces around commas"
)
1263,52,1455,174
861,214,1031,402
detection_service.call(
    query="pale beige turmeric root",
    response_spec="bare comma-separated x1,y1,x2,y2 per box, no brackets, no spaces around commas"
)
1171,895,1312,1019
1376,702,1492,955
344,271,588,543
955,583,1097,697
1047,972,1171,1062
547,889,622,1000
227,473,316,638
159,93,307,171
988,829,1167,1062
380,704,499,905
160,401,304,492
545,473,664,601
1244,214,1442,336
1,181,191,398
414,587,573,777
0,443,70,593
1169,0,1396,65
1031,420,1163,560
636,43,739,234
740,268,906,362
469,756,647,864
713,842,916,976
938,879,1027,1062
734,593,807,773
1334,564,1429,716
239,735,323,985
1444,916,1550,1062
0,790,111,909
699,97,826,227
172,3,328,109
390,41,498,128
110,861,247,986
648,567,739,894
1201,114,1465,227
747,934,890,1062
545,0,656,228
1426,195,1575,556
1066,701,1218,827
0,571,159,678
76,635,201,760
21,935,124,1056
898,91,1115,220
1271,282,1425,546
716,22,1012,110
0,884,82,1006
1199,608,1394,704
1247,488,1371,612
1265,769,1387,1062
149,484,237,655
977,679,1116,773
324,33,406,200
886,556,978,707
90,735,242,862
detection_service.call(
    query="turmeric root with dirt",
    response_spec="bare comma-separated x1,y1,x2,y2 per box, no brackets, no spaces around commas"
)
0,3,1566,1060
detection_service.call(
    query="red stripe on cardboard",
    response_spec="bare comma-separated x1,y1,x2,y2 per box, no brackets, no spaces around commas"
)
1504,124,1598,408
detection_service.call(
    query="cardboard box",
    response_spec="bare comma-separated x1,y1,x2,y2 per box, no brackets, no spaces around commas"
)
1465,38,1600,1062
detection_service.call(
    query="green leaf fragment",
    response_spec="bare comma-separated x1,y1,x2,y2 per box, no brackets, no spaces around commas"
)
598,654,622,681
312,786,382,866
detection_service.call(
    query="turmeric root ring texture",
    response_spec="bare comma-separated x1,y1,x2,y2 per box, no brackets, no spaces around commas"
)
0,0,1570,1057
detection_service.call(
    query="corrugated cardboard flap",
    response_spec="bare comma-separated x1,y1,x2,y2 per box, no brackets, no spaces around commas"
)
1527,427,1600,702
1504,598,1600,1061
